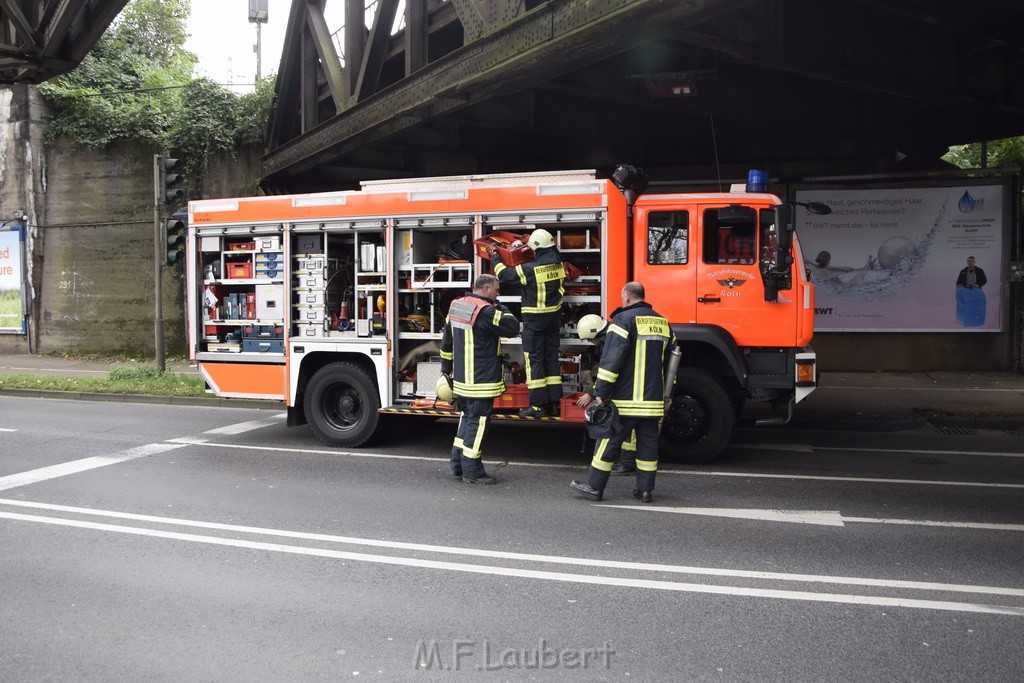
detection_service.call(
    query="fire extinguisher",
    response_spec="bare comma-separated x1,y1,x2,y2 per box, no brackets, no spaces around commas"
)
338,286,353,331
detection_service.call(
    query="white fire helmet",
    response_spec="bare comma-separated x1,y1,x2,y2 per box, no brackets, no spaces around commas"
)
576,314,607,340
435,374,454,402
528,228,554,250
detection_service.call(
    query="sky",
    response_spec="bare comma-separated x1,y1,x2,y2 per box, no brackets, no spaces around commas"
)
185,1,343,94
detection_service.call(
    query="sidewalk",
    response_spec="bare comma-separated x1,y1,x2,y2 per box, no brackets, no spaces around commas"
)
0,354,1021,429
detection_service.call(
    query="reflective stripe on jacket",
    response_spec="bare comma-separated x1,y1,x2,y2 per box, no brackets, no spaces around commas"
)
440,293,521,399
592,301,676,417
493,245,565,315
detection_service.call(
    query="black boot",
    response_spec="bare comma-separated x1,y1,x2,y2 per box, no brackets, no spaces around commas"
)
570,480,603,501
609,462,637,476
632,489,653,503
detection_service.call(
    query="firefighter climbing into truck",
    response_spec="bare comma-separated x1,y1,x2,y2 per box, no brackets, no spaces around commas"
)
186,165,825,464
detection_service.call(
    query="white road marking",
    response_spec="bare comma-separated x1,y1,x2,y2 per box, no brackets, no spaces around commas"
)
734,443,1024,459
678,469,1024,489
203,414,286,435
823,446,1024,459
601,505,1024,532
172,439,1024,489
0,428,16,432
0,443,186,491
0,497,1020,599
1,508,1021,616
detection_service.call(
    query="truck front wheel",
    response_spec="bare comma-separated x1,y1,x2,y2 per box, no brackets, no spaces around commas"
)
660,367,734,464
304,362,382,447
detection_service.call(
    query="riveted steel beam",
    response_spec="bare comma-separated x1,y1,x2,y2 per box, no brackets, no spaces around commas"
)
264,0,749,180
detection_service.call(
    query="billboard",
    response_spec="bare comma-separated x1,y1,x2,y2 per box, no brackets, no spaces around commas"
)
0,225,26,333
795,182,1006,332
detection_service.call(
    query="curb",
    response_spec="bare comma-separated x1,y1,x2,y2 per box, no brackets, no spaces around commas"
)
0,388,280,411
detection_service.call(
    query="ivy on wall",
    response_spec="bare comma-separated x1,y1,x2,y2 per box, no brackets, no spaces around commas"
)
37,0,275,198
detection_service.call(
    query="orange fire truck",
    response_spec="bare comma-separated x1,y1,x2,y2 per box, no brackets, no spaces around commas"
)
186,167,818,463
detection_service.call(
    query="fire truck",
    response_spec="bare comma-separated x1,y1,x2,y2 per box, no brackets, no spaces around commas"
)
186,167,818,463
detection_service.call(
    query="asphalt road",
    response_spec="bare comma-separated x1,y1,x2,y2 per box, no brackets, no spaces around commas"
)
1,396,1022,681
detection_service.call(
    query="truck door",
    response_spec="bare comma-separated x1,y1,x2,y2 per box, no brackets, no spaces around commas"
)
633,208,696,323
695,204,797,347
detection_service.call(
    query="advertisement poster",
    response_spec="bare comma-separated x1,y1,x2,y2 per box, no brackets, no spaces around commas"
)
795,184,1004,332
0,226,26,333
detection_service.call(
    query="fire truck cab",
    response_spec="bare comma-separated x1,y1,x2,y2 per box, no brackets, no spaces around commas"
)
187,168,816,463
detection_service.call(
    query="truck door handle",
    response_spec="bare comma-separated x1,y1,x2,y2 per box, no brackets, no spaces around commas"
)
698,296,721,303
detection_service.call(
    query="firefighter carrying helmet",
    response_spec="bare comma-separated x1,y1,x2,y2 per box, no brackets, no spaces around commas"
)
576,314,606,341
528,228,555,250
435,374,454,402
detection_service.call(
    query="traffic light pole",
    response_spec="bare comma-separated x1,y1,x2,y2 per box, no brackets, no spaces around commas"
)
152,154,166,373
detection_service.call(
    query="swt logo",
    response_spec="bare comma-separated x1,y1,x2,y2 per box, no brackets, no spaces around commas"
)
815,307,833,315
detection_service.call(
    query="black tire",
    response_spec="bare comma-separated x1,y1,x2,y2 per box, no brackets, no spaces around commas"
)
659,367,735,464
303,362,382,447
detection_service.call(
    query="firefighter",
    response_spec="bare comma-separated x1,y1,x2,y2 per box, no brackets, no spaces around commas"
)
492,228,565,417
570,283,676,503
440,274,521,484
575,314,637,465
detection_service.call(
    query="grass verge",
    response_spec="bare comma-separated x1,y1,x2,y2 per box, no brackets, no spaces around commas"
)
0,364,206,397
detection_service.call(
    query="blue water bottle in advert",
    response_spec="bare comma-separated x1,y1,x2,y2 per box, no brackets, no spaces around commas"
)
955,286,985,327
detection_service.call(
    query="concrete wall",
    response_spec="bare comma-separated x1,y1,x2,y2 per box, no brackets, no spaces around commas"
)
0,84,263,356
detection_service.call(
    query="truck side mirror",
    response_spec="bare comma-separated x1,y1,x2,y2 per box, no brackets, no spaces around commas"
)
774,205,794,266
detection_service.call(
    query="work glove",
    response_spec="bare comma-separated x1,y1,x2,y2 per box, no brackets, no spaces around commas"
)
490,248,503,265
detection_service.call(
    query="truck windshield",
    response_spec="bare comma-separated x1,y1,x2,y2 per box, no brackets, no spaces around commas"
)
702,205,756,265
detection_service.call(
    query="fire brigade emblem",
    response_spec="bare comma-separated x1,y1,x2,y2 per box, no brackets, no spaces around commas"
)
716,277,746,289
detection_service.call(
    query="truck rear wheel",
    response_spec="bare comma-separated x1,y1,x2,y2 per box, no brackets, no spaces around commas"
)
304,362,382,447
660,367,734,464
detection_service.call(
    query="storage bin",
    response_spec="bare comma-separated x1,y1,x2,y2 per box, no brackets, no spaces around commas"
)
256,236,281,252
473,231,534,265
493,383,529,409
242,338,284,353
226,262,252,279
560,392,588,423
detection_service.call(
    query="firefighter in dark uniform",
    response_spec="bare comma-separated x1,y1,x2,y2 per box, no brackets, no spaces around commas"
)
575,313,637,462
440,274,520,485
492,228,565,417
570,282,675,503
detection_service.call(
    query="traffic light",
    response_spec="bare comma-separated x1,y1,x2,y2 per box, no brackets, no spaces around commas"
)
155,155,184,205
163,213,186,266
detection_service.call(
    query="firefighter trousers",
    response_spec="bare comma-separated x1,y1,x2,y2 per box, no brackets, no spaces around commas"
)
586,417,660,492
451,397,494,478
522,312,562,408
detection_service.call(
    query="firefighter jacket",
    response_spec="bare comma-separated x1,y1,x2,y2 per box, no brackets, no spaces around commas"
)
440,293,521,399
592,301,676,418
493,245,564,315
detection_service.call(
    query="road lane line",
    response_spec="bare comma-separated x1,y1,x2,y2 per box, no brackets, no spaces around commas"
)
734,444,1024,459
0,428,16,432
601,505,1024,532
168,439,1024,489
1,509,1021,616
203,414,286,435
822,446,1024,459
0,497,1021,599
842,516,1024,532
0,443,186,491
677,470,1024,489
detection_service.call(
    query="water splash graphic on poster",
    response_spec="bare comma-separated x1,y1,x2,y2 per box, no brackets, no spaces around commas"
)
796,185,1004,332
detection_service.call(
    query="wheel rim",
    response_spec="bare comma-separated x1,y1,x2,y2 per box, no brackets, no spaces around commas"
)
321,383,363,432
663,393,709,442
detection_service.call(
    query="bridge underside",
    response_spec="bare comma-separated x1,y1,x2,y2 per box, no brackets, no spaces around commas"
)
262,0,1024,192
0,0,129,84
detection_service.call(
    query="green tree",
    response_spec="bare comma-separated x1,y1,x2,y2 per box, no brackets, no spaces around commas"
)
944,137,1024,169
39,0,195,148
38,0,276,196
